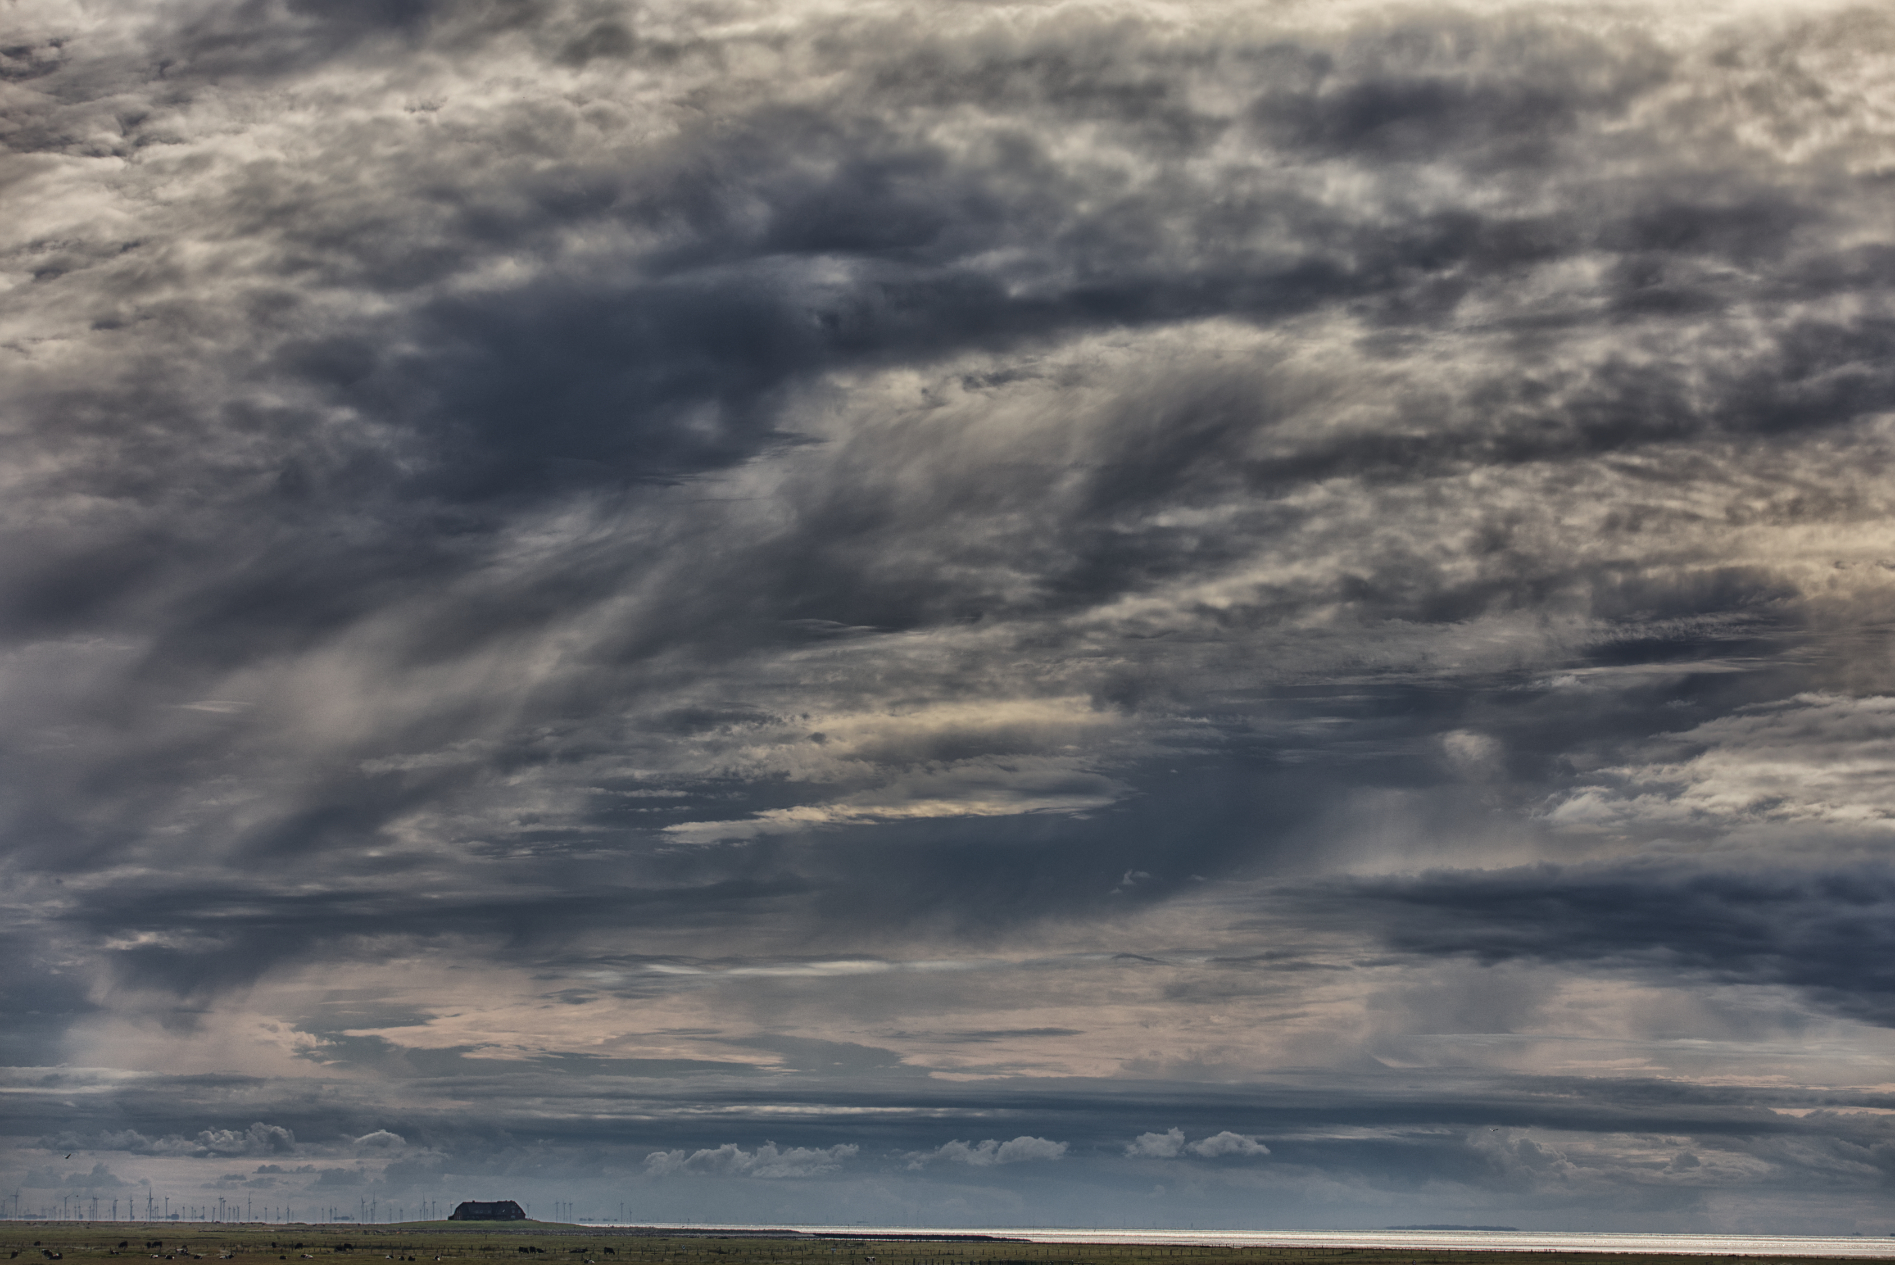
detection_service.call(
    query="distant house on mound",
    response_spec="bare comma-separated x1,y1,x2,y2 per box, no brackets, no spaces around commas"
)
449,1201,526,1221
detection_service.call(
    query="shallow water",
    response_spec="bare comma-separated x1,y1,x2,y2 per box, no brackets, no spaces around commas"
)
611,1226,1895,1258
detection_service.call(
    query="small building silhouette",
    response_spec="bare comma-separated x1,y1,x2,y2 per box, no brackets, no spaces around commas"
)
449,1201,526,1221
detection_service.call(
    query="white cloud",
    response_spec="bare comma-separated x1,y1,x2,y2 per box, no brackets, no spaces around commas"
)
664,750,1126,843
1125,1127,1185,1158
192,1124,296,1157
1127,1128,1269,1158
1544,694,1895,839
1441,730,1502,780
642,1142,858,1179
912,1135,1068,1167
1186,1131,1270,1158
352,1130,404,1148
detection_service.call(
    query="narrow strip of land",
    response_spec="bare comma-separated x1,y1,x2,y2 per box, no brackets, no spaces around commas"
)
3,1223,1889,1265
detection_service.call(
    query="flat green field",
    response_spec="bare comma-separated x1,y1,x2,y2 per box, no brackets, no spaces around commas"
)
1,1224,1887,1265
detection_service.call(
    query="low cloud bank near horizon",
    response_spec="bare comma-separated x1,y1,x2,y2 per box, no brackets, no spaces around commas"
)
3,0,1894,1234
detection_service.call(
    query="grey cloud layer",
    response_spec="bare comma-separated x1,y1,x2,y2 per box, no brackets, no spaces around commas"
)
4,0,1895,1232
1328,863,1895,1024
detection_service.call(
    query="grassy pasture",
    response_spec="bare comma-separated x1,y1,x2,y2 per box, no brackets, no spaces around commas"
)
1,1223,1884,1265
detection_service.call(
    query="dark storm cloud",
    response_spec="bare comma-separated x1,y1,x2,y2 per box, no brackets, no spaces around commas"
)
7,0,1885,704
0,929,101,1066
63,870,814,998
1332,864,1895,1025
7,0,1895,1231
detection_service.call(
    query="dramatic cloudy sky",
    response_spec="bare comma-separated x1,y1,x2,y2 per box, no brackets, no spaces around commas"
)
4,0,1895,1235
